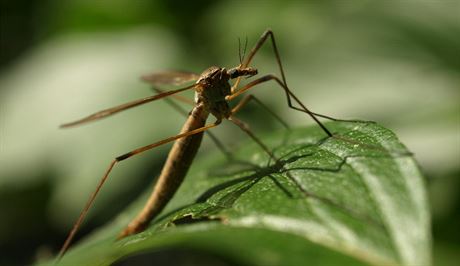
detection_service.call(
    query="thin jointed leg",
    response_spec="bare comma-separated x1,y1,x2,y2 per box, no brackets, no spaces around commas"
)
231,94,289,129
231,29,333,136
229,116,278,163
229,95,281,164
58,119,220,259
57,160,116,260
233,29,287,94
228,74,333,137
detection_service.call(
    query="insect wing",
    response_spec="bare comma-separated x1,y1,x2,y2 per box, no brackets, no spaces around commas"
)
142,71,199,86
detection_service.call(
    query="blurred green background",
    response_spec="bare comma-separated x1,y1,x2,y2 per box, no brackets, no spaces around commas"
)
1,0,459,265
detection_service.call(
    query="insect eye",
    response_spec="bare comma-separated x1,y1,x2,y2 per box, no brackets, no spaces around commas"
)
228,69,238,78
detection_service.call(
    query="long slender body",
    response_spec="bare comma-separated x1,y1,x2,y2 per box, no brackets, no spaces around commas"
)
119,104,209,237
119,66,237,237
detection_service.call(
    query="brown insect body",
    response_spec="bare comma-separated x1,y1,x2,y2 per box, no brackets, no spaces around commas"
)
119,104,206,237
196,66,232,119
119,65,255,237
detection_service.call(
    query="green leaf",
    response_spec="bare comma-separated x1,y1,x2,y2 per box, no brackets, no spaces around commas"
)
42,121,431,266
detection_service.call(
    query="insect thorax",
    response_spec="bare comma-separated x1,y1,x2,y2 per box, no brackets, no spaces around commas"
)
195,66,232,119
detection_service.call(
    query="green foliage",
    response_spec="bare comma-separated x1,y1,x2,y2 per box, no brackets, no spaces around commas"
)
44,121,430,266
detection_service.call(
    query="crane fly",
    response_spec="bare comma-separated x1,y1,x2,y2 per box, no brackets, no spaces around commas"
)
57,29,336,259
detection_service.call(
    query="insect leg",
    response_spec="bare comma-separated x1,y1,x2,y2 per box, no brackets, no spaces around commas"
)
232,30,344,128
227,74,333,137
228,76,407,155
60,84,196,128
57,160,117,260
232,29,286,93
152,87,194,106
231,94,289,129
58,120,221,259
118,119,222,238
228,116,278,163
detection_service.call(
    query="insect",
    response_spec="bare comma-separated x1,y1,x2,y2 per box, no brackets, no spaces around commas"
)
57,29,335,259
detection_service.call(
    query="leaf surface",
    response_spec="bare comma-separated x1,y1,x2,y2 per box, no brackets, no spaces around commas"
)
45,121,431,266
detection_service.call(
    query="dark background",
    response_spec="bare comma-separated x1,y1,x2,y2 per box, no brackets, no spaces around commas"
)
1,0,459,265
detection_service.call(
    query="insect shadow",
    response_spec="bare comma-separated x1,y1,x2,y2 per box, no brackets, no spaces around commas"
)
158,131,412,231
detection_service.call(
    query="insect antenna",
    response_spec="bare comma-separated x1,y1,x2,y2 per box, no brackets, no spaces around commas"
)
238,37,243,65
241,36,248,64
